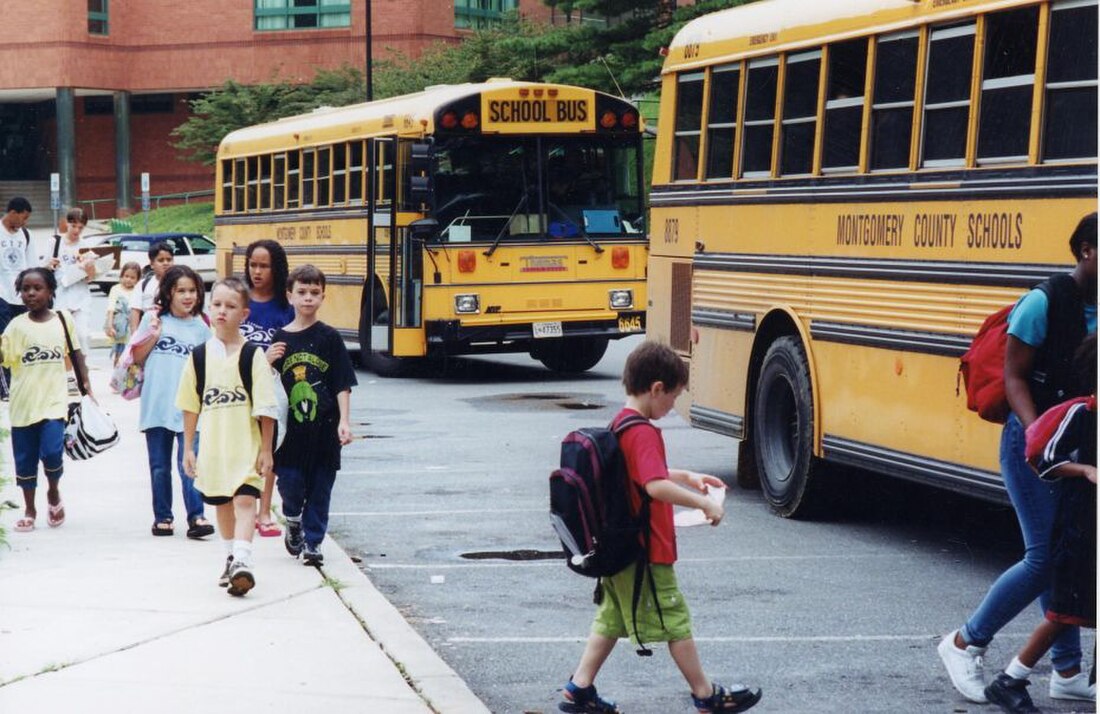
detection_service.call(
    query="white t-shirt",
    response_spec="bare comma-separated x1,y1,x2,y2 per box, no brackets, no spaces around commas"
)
53,237,93,312
0,225,35,305
139,274,160,313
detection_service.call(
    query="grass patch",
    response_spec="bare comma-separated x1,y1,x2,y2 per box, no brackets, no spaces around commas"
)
322,576,346,592
120,201,215,236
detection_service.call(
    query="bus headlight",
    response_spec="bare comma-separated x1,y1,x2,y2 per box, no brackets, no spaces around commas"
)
609,289,633,310
454,294,480,314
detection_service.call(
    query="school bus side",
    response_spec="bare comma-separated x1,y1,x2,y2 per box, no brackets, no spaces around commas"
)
647,0,1098,516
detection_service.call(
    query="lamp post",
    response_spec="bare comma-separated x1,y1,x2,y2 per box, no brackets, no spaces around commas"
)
365,0,373,101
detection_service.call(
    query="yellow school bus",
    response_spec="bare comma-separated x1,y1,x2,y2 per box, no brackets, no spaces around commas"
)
649,0,1097,516
215,80,647,375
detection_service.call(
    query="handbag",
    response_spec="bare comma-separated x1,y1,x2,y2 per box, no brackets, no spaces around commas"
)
58,312,120,459
110,315,157,400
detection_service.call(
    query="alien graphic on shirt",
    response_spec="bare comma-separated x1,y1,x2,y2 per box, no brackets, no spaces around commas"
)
289,364,318,423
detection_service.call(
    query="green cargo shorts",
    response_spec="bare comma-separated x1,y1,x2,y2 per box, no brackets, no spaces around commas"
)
591,563,693,644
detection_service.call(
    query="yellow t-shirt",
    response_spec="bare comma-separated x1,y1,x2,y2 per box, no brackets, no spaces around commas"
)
1,310,80,427
175,338,279,498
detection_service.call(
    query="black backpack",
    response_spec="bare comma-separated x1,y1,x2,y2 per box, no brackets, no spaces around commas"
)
549,413,665,655
192,342,260,405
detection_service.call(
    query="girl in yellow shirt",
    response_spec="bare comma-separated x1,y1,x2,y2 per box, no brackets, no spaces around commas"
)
2,268,92,532
178,278,277,596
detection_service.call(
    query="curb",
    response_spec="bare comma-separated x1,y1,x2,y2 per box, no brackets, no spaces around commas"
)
321,538,491,714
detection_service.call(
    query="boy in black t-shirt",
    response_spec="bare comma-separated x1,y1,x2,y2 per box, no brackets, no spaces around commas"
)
269,265,357,565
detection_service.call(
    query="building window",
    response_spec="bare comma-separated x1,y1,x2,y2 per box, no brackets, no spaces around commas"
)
88,0,108,35
255,0,352,31
455,0,518,30
84,96,114,116
1043,0,1098,162
132,94,175,114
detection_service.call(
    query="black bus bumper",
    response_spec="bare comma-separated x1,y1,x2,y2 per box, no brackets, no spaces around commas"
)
425,311,645,355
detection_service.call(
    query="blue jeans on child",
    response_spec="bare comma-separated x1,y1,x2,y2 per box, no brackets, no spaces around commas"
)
12,419,65,488
960,413,1081,671
277,464,336,547
145,427,204,524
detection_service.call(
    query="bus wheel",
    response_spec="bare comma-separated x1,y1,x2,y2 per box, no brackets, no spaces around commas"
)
752,336,822,518
531,337,609,373
357,301,410,378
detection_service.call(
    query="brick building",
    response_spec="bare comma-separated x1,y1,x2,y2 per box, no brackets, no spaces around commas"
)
0,0,560,222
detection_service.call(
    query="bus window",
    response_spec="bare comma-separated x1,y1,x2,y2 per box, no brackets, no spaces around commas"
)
333,143,347,205
273,153,286,210
742,57,778,177
246,156,258,211
673,71,705,181
287,150,300,209
376,141,393,205
705,64,739,180
233,159,245,213
977,6,1039,164
871,31,918,171
922,22,975,167
302,149,316,207
259,154,272,210
349,141,364,204
780,50,821,176
822,38,867,172
317,146,331,206
220,159,233,212
1043,0,1098,162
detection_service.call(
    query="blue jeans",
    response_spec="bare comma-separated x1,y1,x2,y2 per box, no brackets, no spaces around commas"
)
277,464,336,547
145,427,204,524
13,419,65,488
961,413,1081,671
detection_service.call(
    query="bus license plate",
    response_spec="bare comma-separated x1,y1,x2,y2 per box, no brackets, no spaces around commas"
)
618,314,643,332
533,321,563,339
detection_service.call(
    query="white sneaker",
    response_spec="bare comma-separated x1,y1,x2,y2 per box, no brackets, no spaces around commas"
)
938,631,989,703
1049,671,1096,701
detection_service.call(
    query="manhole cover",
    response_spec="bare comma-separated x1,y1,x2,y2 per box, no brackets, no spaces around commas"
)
460,549,565,561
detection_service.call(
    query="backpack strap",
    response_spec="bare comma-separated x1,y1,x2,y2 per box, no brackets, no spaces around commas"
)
193,343,207,403
1033,273,1087,411
193,341,259,406
22,227,30,245
56,310,88,398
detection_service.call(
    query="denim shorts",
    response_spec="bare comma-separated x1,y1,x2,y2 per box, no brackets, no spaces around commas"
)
13,419,66,488
591,563,693,644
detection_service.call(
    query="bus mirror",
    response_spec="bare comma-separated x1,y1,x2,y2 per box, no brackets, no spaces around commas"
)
408,217,440,243
408,174,434,206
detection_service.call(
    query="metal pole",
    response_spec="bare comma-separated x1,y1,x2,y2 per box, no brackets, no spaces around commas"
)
365,0,373,101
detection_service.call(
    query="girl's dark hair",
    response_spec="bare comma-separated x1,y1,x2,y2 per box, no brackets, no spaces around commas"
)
1069,212,1097,261
1074,334,1097,395
15,267,57,302
244,239,289,309
154,265,205,317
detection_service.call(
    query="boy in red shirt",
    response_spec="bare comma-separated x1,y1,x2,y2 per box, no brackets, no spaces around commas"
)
559,341,762,714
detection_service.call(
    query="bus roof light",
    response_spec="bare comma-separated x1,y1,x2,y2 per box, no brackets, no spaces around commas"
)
441,111,458,130
599,110,618,129
612,246,630,269
458,250,476,273
519,88,530,97
461,112,480,130
548,89,558,97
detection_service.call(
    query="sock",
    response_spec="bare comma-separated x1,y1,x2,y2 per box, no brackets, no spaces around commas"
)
1006,657,1033,680
222,538,233,556
232,540,253,566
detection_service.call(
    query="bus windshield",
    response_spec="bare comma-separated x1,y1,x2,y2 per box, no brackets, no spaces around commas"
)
432,135,643,242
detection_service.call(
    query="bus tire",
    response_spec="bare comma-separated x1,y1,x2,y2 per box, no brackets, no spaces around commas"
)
357,296,409,378
752,336,823,518
531,336,609,373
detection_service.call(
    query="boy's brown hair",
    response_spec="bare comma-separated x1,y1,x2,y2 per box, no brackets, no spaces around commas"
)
622,340,688,395
287,264,326,291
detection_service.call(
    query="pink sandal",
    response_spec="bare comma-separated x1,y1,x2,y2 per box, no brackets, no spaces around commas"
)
14,516,35,532
256,520,282,537
47,501,65,528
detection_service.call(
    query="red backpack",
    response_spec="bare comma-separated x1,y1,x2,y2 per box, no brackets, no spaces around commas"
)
958,305,1015,423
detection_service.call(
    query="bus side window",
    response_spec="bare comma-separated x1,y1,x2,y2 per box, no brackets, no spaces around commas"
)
317,146,331,206
705,63,739,180
742,57,779,177
259,154,272,210
822,38,867,172
870,31,918,171
1043,0,1098,162
921,22,975,168
673,71,705,181
977,6,1039,164
287,150,301,209
273,153,286,210
246,156,258,212
349,141,365,204
233,158,245,213
302,149,316,208
780,49,821,176
220,159,233,213
376,141,393,206
333,143,348,205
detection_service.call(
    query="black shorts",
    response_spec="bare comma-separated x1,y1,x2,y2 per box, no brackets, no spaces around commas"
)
201,483,261,506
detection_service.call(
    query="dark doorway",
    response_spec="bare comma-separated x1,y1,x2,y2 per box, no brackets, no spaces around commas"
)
0,102,49,180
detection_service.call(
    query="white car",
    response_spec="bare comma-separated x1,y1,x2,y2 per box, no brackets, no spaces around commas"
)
93,233,217,292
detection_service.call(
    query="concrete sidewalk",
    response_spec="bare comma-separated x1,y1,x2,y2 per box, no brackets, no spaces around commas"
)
0,350,489,713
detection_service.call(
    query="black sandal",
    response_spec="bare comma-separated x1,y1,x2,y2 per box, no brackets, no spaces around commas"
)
151,520,174,536
692,683,762,713
186,518,215,540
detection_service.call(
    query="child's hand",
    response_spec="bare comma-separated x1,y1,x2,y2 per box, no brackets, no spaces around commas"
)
266,342,286,364
338,420,353,445
1084,465,1097,484
183,450,197,479
702,499,724,526
105,325,116,339
256,449,274,478
685,470,724,493
148,314,162,338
